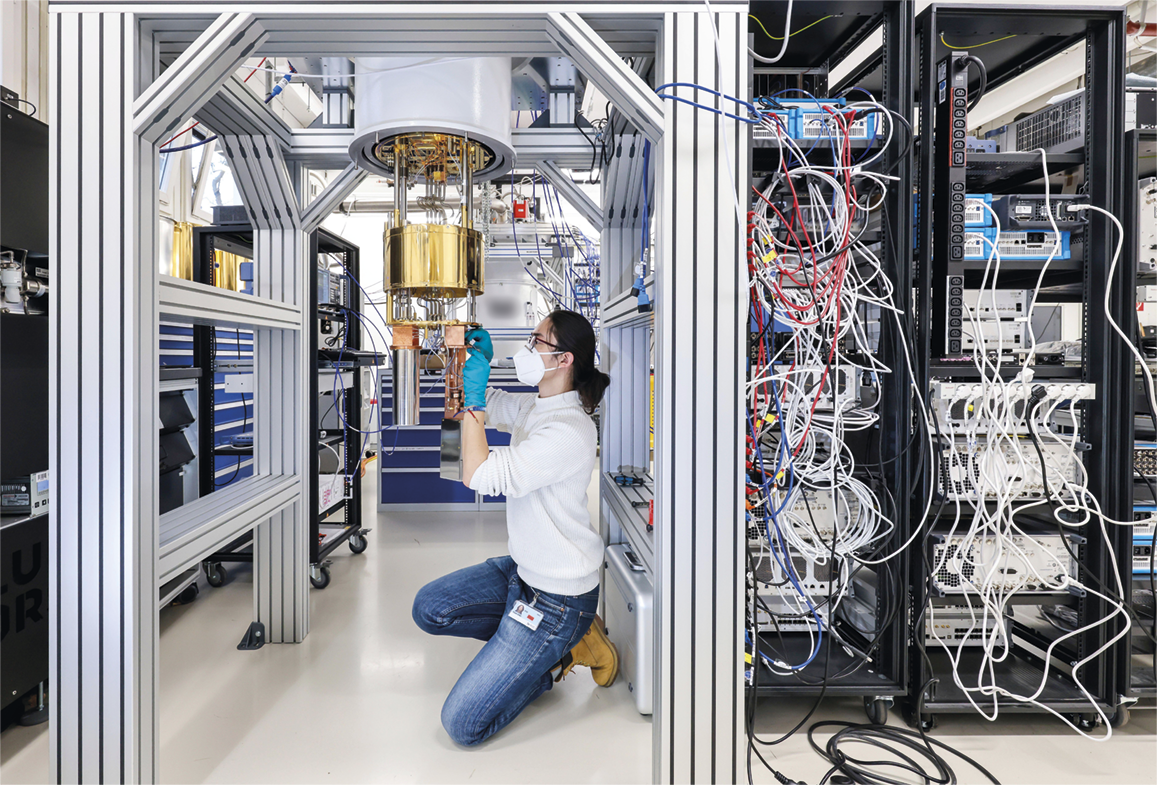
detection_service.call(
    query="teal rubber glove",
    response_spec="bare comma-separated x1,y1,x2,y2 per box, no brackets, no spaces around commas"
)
465,327,494,362
463,328,492,410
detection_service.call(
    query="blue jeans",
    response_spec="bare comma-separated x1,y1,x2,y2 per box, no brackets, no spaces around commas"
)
412,555,599,746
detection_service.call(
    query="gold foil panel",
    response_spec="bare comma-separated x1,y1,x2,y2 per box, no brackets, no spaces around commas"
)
384,224,483,300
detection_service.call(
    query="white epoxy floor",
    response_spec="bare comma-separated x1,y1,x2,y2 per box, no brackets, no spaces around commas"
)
2,472,1154,784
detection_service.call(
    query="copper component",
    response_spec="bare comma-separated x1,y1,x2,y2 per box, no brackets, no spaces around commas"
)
443,325,468,418
382,132,485,420
391,324,421,349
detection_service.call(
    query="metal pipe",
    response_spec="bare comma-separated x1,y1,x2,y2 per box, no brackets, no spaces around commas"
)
394,138,408,227
338,198,507,215
463,138,474,231
392,347,421,426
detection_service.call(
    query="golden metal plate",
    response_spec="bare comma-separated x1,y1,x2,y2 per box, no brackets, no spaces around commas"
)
373,132,493,183
384,224,483,299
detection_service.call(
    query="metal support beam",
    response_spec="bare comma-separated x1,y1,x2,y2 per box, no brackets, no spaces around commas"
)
158,475,298,583
198,75,294,149
302,163,368,233
653,10,747,783
285,127,356,169
47,4,754,782
49,10,159,782
143,12,660,61
220,134,303,230
538,160,603,232
133,13,267,144
158,276,303,330
546,11,664,145
217,133,311,644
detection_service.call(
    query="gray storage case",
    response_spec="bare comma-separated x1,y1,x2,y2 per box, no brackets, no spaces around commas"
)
603,543,654,715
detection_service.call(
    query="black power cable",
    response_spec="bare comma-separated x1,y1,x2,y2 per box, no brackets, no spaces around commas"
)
808,717,1002,785
573,113,601,183
959,55,988,113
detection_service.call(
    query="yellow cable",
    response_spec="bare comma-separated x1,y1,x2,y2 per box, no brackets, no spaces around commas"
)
939,32,1018,50
749,13,834,41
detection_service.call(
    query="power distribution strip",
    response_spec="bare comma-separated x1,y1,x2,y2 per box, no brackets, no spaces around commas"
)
929,534,1078,594
936,437,1083,500
929,381,1096,434
925,605,1005,646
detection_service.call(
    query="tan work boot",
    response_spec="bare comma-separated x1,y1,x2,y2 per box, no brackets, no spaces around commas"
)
556,615,619,687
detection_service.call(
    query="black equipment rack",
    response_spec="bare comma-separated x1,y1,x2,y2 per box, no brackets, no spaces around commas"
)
910,4,1133,730
746,1,915,725
1124,127,1157,708
193,224,372,591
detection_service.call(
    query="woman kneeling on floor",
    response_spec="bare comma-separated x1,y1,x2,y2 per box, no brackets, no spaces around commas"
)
412,309,619,747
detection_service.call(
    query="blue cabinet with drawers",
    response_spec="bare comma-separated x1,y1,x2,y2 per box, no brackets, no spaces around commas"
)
378,374,535,510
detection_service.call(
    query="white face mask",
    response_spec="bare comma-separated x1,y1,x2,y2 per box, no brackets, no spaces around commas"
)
513,345,562,386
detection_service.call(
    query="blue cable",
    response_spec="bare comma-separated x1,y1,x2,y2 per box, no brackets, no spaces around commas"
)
333,258,394,343
747,406,822,670
537,176,589,310
641,139,650,262
510,171,566,306
654,82,765,125
159,136,217,154
746,322,825,669
768,89,841,165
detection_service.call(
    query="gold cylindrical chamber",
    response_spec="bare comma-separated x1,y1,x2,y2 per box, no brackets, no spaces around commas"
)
384,223,484,301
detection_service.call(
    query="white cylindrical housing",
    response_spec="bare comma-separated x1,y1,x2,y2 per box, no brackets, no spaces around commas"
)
349,57,515,181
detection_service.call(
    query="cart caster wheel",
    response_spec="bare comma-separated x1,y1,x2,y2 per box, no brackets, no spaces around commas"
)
1109,704,1130,728
349,532,368,554
864,697,890,725
310,564,332,589
919,715,937,733
1077,713,1101,731
176,583,200,605
205,562,227,588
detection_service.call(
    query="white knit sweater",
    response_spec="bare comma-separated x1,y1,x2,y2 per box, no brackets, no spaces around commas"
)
467,387,603,595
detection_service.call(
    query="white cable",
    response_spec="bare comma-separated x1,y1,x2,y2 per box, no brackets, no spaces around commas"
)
1069,203,1155,418
238,57,475,79
748,0,793,64
703,0,750,231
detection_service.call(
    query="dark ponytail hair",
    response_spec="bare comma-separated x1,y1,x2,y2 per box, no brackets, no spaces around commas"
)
547,309,610,415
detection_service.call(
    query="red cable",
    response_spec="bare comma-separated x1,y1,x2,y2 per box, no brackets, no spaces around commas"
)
243,57,268,83
159,58,269,150
160,121,200,149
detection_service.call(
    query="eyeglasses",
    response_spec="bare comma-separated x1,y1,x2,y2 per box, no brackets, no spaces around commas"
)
525,335,558,352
